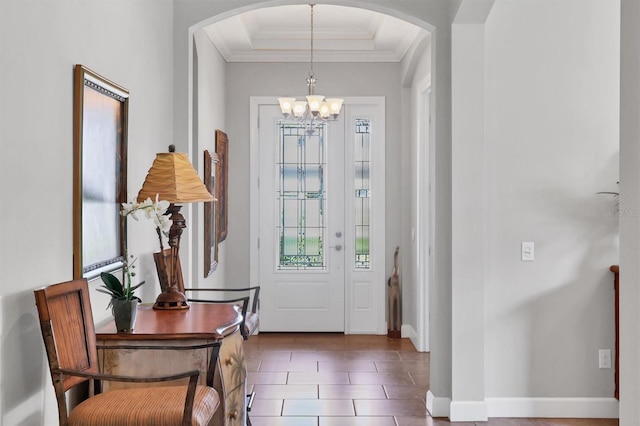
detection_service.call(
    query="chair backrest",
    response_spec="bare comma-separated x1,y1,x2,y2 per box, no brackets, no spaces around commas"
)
34,278,99,417
183,286,260,339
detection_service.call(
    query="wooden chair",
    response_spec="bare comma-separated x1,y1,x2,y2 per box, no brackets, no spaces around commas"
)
34,279,221,426
155,248,260,340
184,286,260,340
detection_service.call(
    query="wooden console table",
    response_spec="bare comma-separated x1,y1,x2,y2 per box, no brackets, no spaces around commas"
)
96,302,247,426
610,265,619,400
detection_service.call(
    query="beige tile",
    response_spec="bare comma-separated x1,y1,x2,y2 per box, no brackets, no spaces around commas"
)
409,372,430,387
319,360,377,372
345,351,402,361
288,371,350,385
319,384,387,399
291,351,347,361
283,399,356,416
249,417,318,426
354,399,428,416
248,371,288,385
319,416,396,426
249,399,284,416
244,334,619,426
349,371,415,385
246,350,293,362
246,359,262,372
253,384,318,399
376,360,430,375
384,384,429,400
398,352,431,362
260,360,319,372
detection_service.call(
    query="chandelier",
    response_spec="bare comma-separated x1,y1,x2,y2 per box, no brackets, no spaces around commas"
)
277,4,344,126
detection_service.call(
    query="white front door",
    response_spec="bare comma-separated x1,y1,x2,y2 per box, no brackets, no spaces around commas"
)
250,97,386,333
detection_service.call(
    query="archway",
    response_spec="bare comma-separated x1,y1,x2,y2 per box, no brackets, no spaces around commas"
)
175,0,453,419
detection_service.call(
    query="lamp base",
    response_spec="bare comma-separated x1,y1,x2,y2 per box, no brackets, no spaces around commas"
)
153,287,190,310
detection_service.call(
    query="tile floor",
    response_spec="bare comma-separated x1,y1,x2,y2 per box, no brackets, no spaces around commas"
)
244,333,619,426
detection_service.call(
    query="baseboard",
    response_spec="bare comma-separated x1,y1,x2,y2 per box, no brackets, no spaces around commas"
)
450,400,488,421
427,394,619,420
401,324,417,341
426,389,451,418
486,397,619,419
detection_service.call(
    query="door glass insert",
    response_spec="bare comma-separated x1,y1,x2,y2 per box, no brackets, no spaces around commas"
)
277,121,326,269
354,118,371,269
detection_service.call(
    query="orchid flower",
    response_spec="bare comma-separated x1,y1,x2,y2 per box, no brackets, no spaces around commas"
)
120,195,171,242
100,196,171,307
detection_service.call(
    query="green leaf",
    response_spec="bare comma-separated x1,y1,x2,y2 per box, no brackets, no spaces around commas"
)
100,272,124,297
129,280,145,292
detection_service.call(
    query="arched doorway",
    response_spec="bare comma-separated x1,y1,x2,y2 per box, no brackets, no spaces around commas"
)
178,0,451,417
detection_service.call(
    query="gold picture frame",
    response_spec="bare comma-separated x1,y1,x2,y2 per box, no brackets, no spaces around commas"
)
215,129,228,243
203,149,218,277
72,65,129,280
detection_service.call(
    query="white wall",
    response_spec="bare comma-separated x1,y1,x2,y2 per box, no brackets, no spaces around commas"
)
484,0,619,409
619,0,640,424
192,30,227,288
401,35,432,346
0,0,174,423
451,1,493,419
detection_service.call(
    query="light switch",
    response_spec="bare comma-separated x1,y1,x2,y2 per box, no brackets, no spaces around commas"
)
521,242,534,261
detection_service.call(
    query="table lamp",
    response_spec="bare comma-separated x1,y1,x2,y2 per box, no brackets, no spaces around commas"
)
137,145,214,309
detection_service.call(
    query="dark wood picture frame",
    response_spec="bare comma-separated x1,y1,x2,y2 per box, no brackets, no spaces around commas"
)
215,129,228,243
203,149,218,277
73,65,129,280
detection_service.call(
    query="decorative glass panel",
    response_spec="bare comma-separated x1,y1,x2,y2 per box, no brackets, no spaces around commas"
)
277,121,326,269
354,118,371,269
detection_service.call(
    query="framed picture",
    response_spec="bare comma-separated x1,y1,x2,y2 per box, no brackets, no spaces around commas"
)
215,129,229,243
203,149,218,277
73,65,129,280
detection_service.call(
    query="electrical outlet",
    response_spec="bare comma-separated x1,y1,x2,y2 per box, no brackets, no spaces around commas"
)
599,349,612,369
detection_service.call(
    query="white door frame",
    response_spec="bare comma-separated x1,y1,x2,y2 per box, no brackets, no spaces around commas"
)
249,96,386,334
416,78,433,351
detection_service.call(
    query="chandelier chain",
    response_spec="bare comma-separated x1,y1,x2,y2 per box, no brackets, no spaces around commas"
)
309,4,314,78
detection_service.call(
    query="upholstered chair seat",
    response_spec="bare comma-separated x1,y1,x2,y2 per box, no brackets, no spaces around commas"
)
68,385,220,426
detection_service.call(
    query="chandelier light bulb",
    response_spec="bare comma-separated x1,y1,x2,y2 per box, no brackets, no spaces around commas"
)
293,101,307,117
278,97,296,115
319,102,330,118
326,98,344,116
306,95,324,114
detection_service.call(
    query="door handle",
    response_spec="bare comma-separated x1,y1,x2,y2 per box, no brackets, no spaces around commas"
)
329,244,343,251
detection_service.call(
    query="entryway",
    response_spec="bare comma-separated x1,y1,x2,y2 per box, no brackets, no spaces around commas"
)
250,97,386,334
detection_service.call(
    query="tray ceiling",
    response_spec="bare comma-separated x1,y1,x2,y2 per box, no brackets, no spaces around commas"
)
203,4,428,63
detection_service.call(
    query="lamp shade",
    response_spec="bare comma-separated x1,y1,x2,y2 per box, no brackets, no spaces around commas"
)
137,151,214,204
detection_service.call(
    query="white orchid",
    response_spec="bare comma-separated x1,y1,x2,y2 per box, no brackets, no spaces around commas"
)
121,195,171,241
154,214,172,234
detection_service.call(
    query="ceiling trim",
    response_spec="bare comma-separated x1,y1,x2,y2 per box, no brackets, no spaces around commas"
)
202,4,426,63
